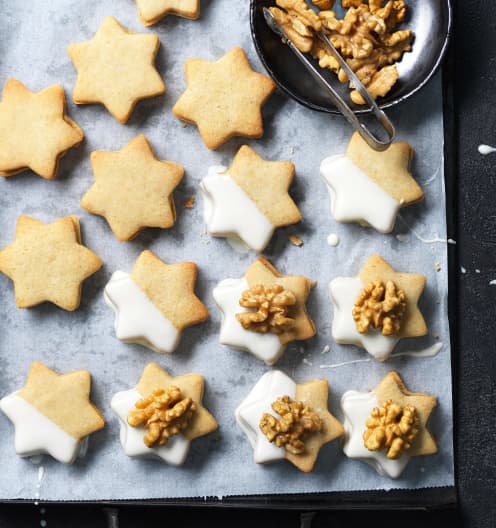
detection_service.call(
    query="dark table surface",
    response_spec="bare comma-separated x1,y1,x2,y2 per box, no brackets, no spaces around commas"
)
1,1,495,526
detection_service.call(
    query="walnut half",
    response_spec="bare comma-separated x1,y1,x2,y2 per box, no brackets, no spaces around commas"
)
236,284,296,334
127,387,196,448
352,279,406,336
259,395,323,454
363,399,419,459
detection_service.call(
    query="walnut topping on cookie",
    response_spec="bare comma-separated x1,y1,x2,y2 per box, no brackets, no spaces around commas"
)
128,387,196,448
363,400,419,459
213,257,315,365
236,371,344,472
352,280,406,336
236,284,296,335
111,363,217,465
259,395,322,454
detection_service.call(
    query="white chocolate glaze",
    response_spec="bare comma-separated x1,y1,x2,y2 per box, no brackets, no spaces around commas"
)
329,277,399,361
341,390,410,478
0,393,85,464
104,271,180,354
111,388,190,465
213,277,284,365
235,370,296,464
200,166,274,252
321,155,400,234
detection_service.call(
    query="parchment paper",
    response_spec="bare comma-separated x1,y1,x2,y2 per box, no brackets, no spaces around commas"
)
0,0,454,501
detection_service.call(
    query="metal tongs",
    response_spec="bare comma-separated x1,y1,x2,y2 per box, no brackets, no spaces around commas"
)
263,7,395,151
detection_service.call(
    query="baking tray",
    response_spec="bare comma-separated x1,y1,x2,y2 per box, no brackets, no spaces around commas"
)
0,1,457,512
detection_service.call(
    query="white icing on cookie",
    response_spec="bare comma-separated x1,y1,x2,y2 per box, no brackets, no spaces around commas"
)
213,277,284,365
235,370,296,464
321,155,400,234
104,271,180,354
200,166,275,252
0,393,85,464
111,388,190,465
341,390,410,478
329,277,399,361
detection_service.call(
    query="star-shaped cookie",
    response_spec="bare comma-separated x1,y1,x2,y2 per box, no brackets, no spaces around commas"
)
104,250,208,353
136,0,200,25
111,362,217,464
213,257,315,365
0,216,102,311
0,78,84,179
236,370,344,473
200,145,301,252
329,255,427,360
341,371,437,478
68,16,166,124
321,132,423,233
172,47,276,149
81,135,184,241
0,362,105,464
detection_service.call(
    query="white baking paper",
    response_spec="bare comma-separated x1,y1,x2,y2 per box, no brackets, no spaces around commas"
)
0,0,454,501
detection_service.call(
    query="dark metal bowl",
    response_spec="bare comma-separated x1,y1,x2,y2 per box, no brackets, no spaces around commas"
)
250,0,452,114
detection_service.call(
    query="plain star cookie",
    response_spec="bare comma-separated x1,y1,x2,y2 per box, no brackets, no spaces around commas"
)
0,79,83,179
341,371,438,478
0,216,102,311
321,132,423,233
136,0,200,25
104,250,208,353
200,145,301,252
111,362,217,464
81,135,184,241
172,47,276,149
213,257,315,365
68,16,166,124
236,370,344,473
329,255,427,361
0,362,105,464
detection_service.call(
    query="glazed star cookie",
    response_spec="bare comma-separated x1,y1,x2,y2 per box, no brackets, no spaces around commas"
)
321,132,423,233
341,371,437,478
136,0,200,25
0,362,105,464
329,255,427,361
81,135,184,241
68,16,166,124
236,370,344,472
0,216,102,310
104,250,208,354
0,79,83,179
111,363,217,464
172,47,276,149
213,257,316,365
200,145,301,252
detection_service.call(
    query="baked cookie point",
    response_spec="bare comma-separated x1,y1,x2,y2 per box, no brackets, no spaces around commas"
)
136,0,201,25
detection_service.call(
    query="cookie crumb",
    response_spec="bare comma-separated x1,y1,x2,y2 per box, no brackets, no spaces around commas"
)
434,262,441,272
183,196,195,209
490,280,496,286
475,269,481,274
289,147,295,155
181,122,188,128
321,345,330,355
288,234,304,247
460,266,466,274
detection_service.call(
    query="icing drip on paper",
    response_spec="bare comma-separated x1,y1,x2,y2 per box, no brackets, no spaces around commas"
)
398,215,456,245
478,144,496,155
327,233,340,247
320,343,442,369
